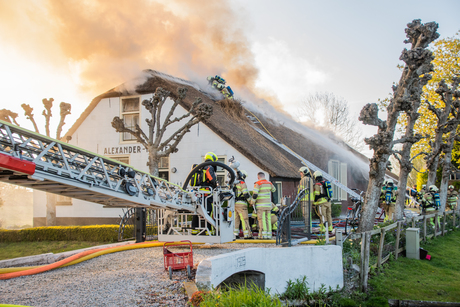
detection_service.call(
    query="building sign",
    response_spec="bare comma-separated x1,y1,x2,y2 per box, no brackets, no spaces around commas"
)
104,146,144,155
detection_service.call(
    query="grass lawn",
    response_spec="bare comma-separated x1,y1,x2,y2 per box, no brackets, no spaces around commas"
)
368,229,460,303
0,241,105,261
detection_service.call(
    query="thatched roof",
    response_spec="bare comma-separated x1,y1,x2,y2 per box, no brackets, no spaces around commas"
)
65,70,373,180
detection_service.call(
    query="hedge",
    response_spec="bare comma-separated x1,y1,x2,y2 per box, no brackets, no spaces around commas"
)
0,225,119,243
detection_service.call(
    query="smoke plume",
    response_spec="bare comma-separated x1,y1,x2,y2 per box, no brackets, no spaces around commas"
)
0,0,280,106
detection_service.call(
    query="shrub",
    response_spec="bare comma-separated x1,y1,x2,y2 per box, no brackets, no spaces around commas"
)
199,283,282,307
0,225,119,242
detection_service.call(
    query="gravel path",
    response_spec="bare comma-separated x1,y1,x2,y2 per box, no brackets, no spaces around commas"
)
0,243,276,307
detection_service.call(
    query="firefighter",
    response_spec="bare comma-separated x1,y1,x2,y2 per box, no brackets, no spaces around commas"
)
422,185,441,227
380,179,397,221
207,75,226,89
222,86,234,100
234,170,253,239
298,166,314,233
250,172,276,239
447,185,458,211
313,171,332,232
191,152,218,235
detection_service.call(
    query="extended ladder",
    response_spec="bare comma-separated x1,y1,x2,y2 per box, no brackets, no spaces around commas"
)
250,125,363,200
0,120,234,243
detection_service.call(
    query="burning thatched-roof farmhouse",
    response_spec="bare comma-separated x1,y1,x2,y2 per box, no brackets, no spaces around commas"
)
33,70,383,226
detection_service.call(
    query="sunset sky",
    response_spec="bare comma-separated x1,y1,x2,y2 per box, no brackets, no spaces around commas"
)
0,0,458,156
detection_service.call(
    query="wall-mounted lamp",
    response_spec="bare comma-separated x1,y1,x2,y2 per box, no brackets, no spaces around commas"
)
171,167,177,173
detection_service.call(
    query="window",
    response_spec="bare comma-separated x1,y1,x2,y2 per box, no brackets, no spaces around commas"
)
272,181,282,205
158,156,169,181
328,160,348,201
121,97,140,141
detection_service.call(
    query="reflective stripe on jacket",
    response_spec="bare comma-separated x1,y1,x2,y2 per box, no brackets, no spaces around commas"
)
253,179,276,207
236,181,250,205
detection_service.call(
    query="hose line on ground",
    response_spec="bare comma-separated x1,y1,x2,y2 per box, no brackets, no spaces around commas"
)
0,239,325,277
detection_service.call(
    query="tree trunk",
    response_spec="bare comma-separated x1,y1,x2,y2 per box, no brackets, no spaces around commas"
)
359,178,384,232
439,132,457,211
426,132,442,187
148,152,160,177
46,193,56,226
396,159,411,220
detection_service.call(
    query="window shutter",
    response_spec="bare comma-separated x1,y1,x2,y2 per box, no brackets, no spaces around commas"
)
340,163,348,200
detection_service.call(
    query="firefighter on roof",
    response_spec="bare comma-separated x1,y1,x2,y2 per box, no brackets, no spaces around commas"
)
207,75,226,89
250,172,276,239
222,86,234,100
234,170,253,239
313,171,333,232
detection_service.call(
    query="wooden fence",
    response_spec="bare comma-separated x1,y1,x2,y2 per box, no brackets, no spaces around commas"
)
342,210,459,291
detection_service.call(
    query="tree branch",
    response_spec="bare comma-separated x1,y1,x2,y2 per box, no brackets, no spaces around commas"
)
21,104,39,132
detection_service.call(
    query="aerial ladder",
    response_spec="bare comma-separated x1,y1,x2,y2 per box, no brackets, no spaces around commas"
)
0,120,235,244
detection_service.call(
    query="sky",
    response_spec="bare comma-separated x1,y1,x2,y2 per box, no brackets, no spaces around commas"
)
0,0,458,157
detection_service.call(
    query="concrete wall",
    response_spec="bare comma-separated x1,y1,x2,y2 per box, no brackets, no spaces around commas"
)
196,245,343,294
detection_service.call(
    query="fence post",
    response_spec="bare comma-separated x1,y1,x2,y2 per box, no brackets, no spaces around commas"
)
434,213,439,237
412,216,415,228
442,212,446,235
423,216,427,241
361,232,370,292
335,229,343,248
377,228,386,268
454,211,457,229
395,221,401,260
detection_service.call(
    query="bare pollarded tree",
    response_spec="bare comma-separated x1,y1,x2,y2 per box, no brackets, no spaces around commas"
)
112,87,213,176
425,79,460,190
428,78,460,210
358,20,439,232
298,92,363,150
0,109,20,126
392,94,426,220
21,99,72,139
21,99,72,226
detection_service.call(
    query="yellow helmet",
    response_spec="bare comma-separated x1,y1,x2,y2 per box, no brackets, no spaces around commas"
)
299,166,311,177
204,152,218,162
313,170,322,179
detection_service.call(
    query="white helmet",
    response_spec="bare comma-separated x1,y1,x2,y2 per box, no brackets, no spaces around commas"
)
429,185,438,192
449,185,454,189
299,166,311,177
240,170,248,180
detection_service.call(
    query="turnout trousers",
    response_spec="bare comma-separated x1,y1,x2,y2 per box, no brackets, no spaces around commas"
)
256,206,272,239
234,203,252,238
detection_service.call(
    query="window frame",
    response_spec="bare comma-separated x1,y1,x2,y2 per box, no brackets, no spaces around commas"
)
119,96,141,143
328,159,348,201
